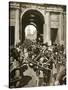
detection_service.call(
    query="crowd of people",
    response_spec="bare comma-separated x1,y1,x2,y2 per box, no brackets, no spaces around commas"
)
9,39,66,88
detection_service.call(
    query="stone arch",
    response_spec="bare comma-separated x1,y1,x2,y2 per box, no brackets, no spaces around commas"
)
20,8,45,42
21,8,45,20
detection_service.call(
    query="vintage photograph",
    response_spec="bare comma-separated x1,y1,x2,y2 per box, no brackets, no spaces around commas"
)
9,1,66,88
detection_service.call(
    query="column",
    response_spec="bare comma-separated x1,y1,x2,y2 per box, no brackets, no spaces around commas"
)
64,13,66,47
58,13,63,44
44,12,51,45
43,22,46,43
15,9,20,45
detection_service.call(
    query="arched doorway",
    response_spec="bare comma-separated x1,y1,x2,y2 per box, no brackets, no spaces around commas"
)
25,24,37,41
22,9,44,43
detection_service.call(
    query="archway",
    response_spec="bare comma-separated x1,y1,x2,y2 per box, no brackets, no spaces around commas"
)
22,9,44,43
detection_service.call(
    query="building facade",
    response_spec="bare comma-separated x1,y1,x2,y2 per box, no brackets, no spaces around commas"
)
9,2,66,46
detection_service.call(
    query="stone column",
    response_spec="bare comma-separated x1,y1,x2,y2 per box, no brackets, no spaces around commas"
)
15,9,20,45
64,13,66,47
43,22,46,43
44,12,51,45
58,12,63,44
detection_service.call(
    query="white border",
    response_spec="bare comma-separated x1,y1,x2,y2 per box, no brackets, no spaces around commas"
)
0,0,68,90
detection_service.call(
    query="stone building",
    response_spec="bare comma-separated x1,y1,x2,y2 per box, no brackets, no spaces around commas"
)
9,2,66,46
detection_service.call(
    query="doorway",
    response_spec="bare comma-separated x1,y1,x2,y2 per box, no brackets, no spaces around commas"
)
9,26,15,46
22,9,44,43
51,28,58,45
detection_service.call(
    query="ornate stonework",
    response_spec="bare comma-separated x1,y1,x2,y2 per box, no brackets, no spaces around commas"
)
9,2,66,45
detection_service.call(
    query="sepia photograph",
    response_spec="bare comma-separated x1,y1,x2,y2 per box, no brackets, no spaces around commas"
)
9,1,66,88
